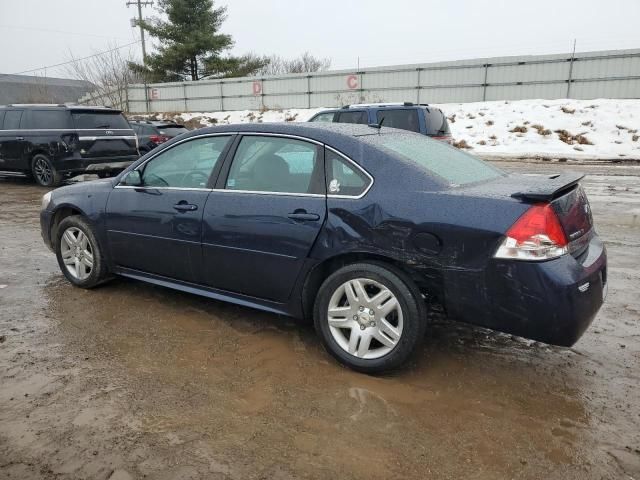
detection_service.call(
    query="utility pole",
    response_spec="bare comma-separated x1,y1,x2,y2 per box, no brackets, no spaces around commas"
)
126,0,153,64
127,0,153,113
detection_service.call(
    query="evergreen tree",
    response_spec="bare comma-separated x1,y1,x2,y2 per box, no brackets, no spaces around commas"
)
132,0,266,81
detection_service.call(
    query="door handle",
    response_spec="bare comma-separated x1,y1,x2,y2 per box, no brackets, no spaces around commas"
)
287,211,320,221
173,202,198,212
15,136,25,141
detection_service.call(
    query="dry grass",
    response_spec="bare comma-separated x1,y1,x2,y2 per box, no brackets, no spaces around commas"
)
447,114,456,124
466,113,476,119
561,106,576,114
477,140,487,145
452,139,472,149
478,112,485,116
509,125,528,133
489,134,497,140
633,135,639,142
182,117,207,130
485,120,494,126
284,112,299,122
582,121,593,127
555,129,593,145
531,124,552,136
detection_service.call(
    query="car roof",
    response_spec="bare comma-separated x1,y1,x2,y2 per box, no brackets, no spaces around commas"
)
188,122,410,156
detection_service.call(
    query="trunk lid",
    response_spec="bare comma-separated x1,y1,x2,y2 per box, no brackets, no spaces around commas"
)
458,172,593,256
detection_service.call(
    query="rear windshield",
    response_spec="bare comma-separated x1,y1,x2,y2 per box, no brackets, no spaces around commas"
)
365,133,504,186
71,111,130,129
157,125,188,136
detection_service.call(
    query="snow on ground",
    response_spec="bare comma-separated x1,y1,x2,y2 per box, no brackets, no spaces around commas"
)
141,99,640,161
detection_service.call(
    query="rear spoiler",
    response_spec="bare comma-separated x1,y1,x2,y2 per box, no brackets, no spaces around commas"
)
511,172,585,202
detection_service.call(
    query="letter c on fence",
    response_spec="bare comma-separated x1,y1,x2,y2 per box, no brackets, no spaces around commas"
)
347,75,358,89
253,81,262,95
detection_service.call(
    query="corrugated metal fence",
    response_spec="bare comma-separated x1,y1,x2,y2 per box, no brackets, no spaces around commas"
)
99,48,640,113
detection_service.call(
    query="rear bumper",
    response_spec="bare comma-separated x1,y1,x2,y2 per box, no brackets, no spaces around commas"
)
446,233,607,346
55,156,138,174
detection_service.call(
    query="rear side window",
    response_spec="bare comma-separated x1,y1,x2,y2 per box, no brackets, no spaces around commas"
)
375,109,420,132
28,110,72,129
226,136,323,194
365,133,503,187
3,110,23,130
325,149,371,197
71,111,130,129
310,112,336,123
336,111,368,125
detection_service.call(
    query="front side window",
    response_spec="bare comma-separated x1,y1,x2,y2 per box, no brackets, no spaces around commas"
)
71,111,130,129
375,109,420,133
140,135,231,188
336,111,369,125
310,112,336,123
3,110,23,130
365,133,504,186
325,149,371,197
226,136,323,194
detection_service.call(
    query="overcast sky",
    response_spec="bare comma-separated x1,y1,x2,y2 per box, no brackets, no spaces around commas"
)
1,0,638,78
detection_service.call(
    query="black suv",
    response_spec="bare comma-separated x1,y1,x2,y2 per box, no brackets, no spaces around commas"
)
129,120,189,154
0,104,138,186
309,102,451,142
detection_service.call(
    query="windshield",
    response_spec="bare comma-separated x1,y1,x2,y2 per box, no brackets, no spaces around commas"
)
71,111,130,129
365,133,504,186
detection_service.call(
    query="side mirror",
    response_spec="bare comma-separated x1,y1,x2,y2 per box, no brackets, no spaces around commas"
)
122,170,142,186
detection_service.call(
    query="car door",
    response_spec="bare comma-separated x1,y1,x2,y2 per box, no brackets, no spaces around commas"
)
105,134,234,282
201,134,327,302
0,110,26,171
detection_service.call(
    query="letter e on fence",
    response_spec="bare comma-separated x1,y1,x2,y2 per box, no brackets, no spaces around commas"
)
346,75,358,90
149,88,159,100
252,81,262,95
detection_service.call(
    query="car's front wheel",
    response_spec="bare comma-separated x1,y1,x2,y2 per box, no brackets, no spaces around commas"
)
314,262,427,373
31,154,62,187
55,216,110,288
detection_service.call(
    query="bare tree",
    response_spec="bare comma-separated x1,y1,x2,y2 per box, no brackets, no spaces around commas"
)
253,52,331,76
64,44,143,110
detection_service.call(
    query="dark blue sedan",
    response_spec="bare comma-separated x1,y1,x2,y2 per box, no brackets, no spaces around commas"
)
40,123,607,373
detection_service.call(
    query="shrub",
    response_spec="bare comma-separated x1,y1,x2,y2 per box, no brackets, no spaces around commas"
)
561,106,575,114
509,125,528,133
452,139,472,149
485,120,494,126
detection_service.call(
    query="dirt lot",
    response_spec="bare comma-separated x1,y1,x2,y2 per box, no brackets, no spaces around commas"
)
1,161,639,480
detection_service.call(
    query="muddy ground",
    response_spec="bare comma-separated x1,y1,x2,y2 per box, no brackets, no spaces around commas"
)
1,161,639,480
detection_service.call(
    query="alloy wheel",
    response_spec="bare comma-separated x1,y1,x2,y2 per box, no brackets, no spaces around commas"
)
60,227,94,280
327,278,403,359
34,157,53,185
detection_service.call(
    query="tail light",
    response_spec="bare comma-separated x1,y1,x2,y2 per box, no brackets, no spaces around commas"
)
149,134,170,144
495,203,568,260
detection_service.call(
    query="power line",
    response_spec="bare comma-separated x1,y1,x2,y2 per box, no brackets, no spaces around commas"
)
2,40,141,78
0,24,132,41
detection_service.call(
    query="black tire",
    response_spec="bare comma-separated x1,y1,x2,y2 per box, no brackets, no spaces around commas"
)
54,215,110,289
31,153,62,187
314,262,427,374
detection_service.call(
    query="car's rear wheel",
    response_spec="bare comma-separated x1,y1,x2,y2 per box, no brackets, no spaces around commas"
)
314,262,427,373
55,216,110,288
32,154,62,187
